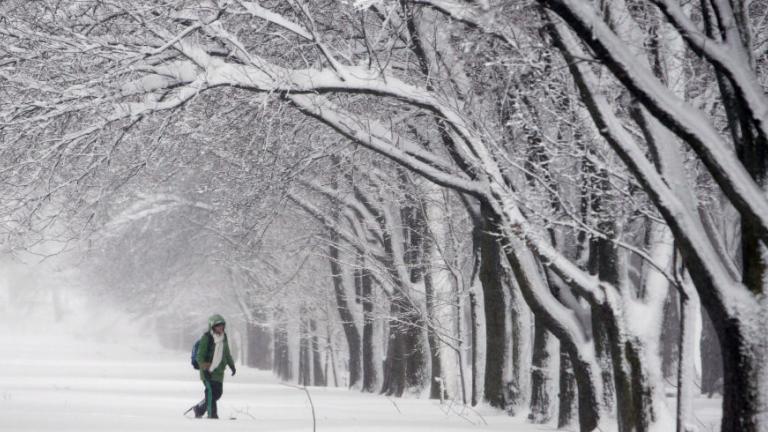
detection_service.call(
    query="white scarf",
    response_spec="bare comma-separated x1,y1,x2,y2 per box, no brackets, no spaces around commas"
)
209,331,225,371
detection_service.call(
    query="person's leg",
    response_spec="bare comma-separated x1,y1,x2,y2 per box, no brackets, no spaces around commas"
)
199,378,214,417
209,381,223,419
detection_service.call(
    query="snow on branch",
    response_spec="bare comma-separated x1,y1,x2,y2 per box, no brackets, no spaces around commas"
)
300,180,385,246
649,0,768,144
545,12,755,315
287,191,394,297
542,0,768,248
105,193,214,231
288,94,485,197
411,0,521,49
236,0,313,40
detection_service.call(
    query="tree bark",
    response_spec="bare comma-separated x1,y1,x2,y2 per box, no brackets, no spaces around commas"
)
676,281,698,432
498,230,603,432
469,288,481,407
716,314,768,432
407,190,445,400
507,276,531,411
380,295,427,396
424,261,444,400
588,173,618,413
310,319,326,386
700,307,723,397
246,307,273,370
360,264,378,392
299,317,311,386
478,203,510,409
273,318,292,381
455,288,468,405
327,324,339,387
558,348,578,429
660,288,681,381
329,236,362,388
528,317,553,423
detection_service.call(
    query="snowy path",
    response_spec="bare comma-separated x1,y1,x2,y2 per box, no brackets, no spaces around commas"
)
0,331,557,432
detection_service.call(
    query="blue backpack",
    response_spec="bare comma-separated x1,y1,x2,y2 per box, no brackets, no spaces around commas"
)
190,333,213,370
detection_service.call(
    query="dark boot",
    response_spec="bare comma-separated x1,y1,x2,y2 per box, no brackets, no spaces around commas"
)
193,401,206,418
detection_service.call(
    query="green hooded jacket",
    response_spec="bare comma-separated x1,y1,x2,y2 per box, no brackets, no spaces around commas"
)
196,314,236,382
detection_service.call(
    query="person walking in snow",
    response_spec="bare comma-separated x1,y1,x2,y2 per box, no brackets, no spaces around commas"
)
192,314,236,419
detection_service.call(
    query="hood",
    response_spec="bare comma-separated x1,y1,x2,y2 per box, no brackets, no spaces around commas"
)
208,314,226,331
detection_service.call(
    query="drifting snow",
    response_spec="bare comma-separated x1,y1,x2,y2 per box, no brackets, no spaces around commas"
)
0,269,723,432
0,307,554,432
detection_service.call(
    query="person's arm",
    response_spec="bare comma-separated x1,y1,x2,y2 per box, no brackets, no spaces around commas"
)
225,336,236,375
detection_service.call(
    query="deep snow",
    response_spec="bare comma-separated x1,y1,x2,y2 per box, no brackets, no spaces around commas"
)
0,326,726,432
0,284,722,432
0,323,559,432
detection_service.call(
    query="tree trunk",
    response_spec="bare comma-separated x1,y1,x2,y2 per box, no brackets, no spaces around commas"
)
594,301,647,432
424,264,444,400
410,195,445,401
478,203,510,409
404,311,427,393
700,308,723,397
568,344,603,432
590,302,616,411
544,3,768,428
329,237,362,388
381,300,407,397
361,265,378,392
380,295,427,396
558,348,578,429
380,306,403,396
676,282,699,432
499,232,603,432
660,288,681,381
592,219,664,432
589,211,618,414
679,210,768,432
718,24,768,430
298,320,311,386
506,274,532,411
246,307,273,370
469,288,481,406
273,319,292,381
327,324,339,387
717,316,768,432
310,319,326,386
528,317,553,423
595,297,666,432
455,288,467,405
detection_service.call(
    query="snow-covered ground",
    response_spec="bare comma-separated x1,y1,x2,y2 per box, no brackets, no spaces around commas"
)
0,281,722,432
0,325,725,432
0,322,560,432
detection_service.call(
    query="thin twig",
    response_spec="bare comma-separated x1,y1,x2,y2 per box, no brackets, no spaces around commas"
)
281,383,317,432
387,397,402,414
